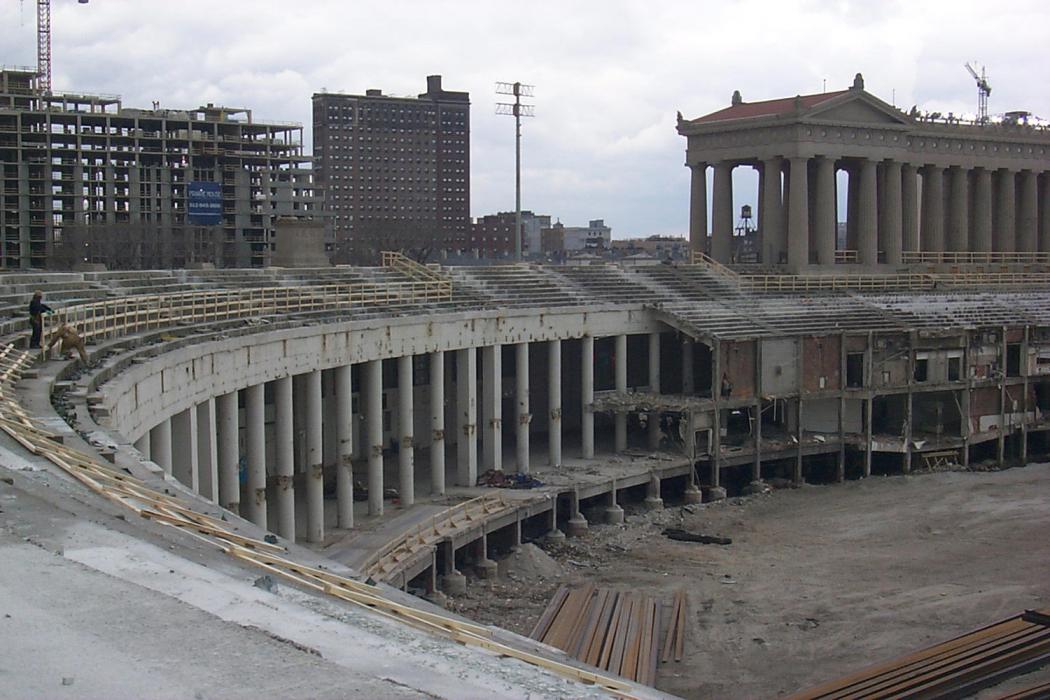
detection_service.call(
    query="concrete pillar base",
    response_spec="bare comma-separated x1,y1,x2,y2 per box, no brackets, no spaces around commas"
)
604,504,625,525
440,571,467,596
546,528,566,541
425,591,449,609
475,558,499,579
643,496,664,511
566,514,589,537
683,485,703,504
707,486,727,501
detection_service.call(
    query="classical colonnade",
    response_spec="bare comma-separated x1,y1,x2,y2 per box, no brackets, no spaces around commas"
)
133,332,687,544
690,158,1050,266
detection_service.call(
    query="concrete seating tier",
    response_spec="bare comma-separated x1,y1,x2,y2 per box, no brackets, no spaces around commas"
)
550,264,660,305
449,265,583,308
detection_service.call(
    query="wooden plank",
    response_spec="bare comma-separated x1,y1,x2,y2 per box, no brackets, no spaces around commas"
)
584,590,618,668
530,585,569,641
607,595,633,676
573,588,609,659
661,595,679,663
674,589,687,662
598,593,625,672
561,585,596,653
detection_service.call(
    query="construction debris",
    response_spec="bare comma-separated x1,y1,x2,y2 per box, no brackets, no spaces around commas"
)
530,584,684,686
662,528,732,545
475,469,544,489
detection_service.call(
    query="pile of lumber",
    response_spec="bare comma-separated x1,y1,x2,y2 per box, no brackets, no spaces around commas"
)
529,584,687,686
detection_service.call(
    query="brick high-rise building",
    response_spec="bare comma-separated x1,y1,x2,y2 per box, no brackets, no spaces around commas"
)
312,75,470,263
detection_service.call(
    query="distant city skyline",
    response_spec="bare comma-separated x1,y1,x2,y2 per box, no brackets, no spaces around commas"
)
2,0,1048,238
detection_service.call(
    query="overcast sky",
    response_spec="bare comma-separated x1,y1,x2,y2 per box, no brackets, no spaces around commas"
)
2,0,1049,238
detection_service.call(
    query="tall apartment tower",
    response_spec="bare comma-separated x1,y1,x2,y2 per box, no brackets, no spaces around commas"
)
0,68,322,269
312,75,470,263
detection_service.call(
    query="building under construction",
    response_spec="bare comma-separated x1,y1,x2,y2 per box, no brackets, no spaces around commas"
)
0,68,323,269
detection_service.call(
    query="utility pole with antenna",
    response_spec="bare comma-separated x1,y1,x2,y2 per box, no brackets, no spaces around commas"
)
23,0,90,94
965,62,991,124
496,81,534,261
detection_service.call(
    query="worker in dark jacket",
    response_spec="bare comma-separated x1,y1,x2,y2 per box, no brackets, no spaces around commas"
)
28,291,52,349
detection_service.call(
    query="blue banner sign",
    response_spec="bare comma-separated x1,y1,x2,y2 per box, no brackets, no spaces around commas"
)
188,181,222,224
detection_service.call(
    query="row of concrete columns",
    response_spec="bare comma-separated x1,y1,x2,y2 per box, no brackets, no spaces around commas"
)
691,160,1050,265
138,332,688,541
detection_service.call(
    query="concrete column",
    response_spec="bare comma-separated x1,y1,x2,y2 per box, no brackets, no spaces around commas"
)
644,474,663,510
515,342,530,474
397,355,415,506
787,156,810,268
857,159,878,265
882,161,903,264
548,340,562,467
333,364,354,528
902,164,920,253
273,376,295,540
304,370,324,543
171,408,198,491
648,332,661,451
456,349,478,486
682,338,694,394
688,163,707,255
216,391,239,514
429,351,446,494
711,161,734,263
196,399,218,503
133,432,150,458
481,345,502,472
973,169,994,253
948,166,970,252
761,158,784,264
814,156,836,265
995,169,1016,252
581,335,595,459
149,418,172,475
1018,170,1039,253
365,360,384,516
244,383,266,528
921,166,945,252
1040,174,1050,253
614,334,628,452
605,483,624,524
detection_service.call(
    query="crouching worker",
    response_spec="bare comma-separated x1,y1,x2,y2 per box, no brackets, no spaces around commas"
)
46,323,88,364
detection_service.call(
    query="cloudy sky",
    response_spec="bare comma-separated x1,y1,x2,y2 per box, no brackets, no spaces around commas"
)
2,0,1049,238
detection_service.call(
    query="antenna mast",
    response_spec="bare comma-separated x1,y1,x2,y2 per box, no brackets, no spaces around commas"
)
965,62,991,124
496,82,535,261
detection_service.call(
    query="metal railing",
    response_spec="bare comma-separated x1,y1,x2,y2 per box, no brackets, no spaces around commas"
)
689,250,742,281
902,251,1050,265
40,252,452,344
740,274,937,293
835,250,858,264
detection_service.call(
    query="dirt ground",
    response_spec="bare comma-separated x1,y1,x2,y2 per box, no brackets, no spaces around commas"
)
448,464,1050,699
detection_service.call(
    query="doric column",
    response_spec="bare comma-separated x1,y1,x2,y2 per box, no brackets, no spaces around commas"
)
814,157,836,265
787,156,810,268
304,369,324,543
902,164,919,253
196,399,218,503
515,342,530,474
365,359,384,516
1040,174,1050,253
481,345,502,472
244,383,266,528
216,390,239,514
648,332,661,451
760,158,784,264
274,375,296,540
846,165,860,251
857,159,878,265
171,408,198,491
921,165,945,252
149,418,172,474
581,335,595,459
881,161,903,264
548,340,562,467
973,169,993,252
948,166,969,251
1018,170,1038,253
333,364,354,528
429,351,446,495
688,163,707,255
711,161,734,263
397,355,415,506
995,169,1016,252
456,348,478,487
614,334,628,452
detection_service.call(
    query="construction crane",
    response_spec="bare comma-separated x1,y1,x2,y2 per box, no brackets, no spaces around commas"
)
965,62,991,124
23,0,89,94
